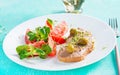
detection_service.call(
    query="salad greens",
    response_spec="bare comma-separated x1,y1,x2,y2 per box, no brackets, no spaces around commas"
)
16,18,68,59
16,45,29,59
41,44,52,54
27,26,50,41
16,44,51,59
16,26,51,59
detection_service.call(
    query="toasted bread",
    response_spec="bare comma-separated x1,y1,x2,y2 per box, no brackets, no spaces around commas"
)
58,28,94,62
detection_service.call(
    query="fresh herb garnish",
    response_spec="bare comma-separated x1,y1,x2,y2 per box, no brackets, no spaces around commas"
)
27,26,50,41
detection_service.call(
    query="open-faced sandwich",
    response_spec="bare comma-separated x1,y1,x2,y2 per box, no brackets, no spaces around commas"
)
58,28,95,62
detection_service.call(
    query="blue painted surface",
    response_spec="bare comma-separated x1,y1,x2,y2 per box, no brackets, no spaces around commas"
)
0,0,120,75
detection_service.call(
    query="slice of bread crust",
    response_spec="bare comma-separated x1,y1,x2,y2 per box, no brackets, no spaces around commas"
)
58,44,94,62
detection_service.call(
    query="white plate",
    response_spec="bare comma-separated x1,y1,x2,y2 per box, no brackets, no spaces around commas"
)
3,13,116,71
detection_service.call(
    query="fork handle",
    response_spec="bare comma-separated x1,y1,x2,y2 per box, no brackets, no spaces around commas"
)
115,44,120,75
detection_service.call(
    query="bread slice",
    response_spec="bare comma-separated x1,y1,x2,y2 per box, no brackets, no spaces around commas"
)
58,28,94,62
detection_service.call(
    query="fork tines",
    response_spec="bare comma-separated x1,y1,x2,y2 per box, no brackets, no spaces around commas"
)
109,18,118,31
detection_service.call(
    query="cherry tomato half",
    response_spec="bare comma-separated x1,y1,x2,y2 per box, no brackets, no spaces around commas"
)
51,35,66,44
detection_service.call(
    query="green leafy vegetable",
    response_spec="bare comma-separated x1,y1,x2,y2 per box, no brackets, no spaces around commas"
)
39,26,50,41
16,44,52,59
27,26,50,41
18,50,28,59
16,45,37,59
35,48,46,59
16,45,30,59
41,44,52,54
27,31,37,41
16,45,28,53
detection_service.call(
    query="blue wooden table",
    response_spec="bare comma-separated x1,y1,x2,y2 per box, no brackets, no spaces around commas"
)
0,0,120,75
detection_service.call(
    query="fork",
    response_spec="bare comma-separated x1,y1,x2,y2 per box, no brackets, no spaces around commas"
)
109,18,120,75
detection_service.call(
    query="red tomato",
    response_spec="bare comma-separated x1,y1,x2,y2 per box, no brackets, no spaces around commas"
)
50,21,68,37
52,35,66,44
32,40,45,48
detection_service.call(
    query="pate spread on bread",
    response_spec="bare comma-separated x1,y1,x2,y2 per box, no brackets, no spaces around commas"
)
58,28,95,62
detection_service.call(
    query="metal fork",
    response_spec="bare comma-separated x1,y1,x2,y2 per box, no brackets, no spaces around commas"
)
109,18,120,75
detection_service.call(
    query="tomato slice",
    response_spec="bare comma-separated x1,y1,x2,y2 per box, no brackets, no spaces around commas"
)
52,35,66,44
50,21,68,37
